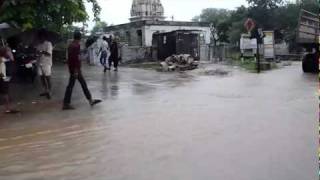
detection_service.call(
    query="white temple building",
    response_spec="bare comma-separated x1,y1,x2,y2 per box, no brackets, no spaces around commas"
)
130,0,165,22
104,0,211,61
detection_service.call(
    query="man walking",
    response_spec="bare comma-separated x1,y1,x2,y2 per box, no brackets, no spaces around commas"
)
63,31,102,110
108,36,120,71
36,29,53,99
100,36,110,72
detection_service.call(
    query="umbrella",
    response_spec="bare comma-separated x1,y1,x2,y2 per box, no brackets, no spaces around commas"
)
85,35,99,48
0,23,20,40
0,23,10,29
11,29,62,46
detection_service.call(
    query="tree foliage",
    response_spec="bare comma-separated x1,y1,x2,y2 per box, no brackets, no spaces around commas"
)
192,8,231,42
227,6,248,43
0,0,101,33
194,8,231,27
91,21,108,35
247,0,284,9
193,0,319,48
299,0,319,14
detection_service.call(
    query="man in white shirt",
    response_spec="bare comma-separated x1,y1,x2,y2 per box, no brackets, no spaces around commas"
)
99,36,110,73
36,30,53,99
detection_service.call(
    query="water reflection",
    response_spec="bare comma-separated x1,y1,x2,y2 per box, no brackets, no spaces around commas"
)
101,72,120,99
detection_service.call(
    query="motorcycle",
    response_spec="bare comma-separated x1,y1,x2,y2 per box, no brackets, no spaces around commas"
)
13,47,37,83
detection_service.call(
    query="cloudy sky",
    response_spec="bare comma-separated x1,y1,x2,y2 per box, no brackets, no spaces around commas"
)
85,0,248,29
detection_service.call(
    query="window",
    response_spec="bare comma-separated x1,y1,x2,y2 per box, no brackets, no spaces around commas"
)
137,30,142,36
163,36,167,44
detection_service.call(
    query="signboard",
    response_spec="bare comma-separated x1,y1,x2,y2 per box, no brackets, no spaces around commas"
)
244,18,256,33
263,31,275,59
240,34,257,50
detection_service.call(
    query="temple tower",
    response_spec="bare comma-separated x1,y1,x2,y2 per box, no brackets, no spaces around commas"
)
130,0,165,22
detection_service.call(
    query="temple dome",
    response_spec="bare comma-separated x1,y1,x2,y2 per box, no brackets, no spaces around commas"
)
130,0,165,22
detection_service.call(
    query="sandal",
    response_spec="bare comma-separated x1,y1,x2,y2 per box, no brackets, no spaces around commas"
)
90,99,102,107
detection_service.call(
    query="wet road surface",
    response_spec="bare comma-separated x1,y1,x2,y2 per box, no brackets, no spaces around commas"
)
0,62,318,180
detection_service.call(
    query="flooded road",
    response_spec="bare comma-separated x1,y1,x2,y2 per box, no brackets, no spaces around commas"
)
0,62,317,180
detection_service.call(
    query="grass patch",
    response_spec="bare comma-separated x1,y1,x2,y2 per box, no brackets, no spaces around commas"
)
230,57,279,73
231,58,258,72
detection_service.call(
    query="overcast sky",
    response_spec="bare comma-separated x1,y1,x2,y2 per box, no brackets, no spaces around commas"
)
85,0,249,29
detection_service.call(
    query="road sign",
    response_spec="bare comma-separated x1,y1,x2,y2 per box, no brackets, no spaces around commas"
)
244,18,256,33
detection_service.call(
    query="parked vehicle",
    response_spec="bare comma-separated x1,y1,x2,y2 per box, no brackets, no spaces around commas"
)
297,9,319,73
13,46,37,82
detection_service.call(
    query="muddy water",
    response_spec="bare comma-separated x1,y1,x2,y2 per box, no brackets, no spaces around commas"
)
0,63,317,180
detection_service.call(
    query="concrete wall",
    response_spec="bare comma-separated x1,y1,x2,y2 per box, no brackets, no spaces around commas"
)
108,28,143,46
120,45,153,62
120,44,210,62
143,25,211,46
200,45,210,61
274,42,289,55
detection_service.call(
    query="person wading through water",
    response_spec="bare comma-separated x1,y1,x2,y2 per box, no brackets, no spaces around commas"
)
62,31,102,110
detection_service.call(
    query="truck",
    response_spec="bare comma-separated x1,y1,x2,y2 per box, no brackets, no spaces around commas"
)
297,9,319,73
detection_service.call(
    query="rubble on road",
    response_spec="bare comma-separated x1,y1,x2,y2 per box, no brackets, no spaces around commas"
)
161,54,199,71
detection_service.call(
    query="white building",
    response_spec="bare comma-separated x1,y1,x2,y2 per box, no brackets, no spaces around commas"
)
104,0,211,61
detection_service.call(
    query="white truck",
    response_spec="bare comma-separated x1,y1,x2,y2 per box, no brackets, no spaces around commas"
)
297,9,319,73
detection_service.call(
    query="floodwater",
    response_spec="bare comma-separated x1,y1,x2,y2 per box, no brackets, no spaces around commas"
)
0,62,317,180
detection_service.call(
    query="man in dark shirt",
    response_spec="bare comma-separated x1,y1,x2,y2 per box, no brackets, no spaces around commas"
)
62,31,101,110
108,36,120,71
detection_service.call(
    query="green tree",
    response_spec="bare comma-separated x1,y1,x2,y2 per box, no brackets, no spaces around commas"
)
299,0,319,13
0,0,101,33
227,6,249,43
193,0,317,47
247,0,284,9
192,8,231,42
91,21,108,35
246,0,286,31
196,8,230,27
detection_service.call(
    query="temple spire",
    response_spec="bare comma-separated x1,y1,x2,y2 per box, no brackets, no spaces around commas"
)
130,0,165,22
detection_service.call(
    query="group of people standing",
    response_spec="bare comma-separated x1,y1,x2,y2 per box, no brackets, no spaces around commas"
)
0,30,120,114
88,35,120,73
0,29,57,114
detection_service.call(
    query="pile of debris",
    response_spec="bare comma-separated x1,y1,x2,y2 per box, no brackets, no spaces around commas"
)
160,54,199,71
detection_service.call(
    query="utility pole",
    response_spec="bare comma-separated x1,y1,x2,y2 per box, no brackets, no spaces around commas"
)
256,28,264,73
210,23,218,61
256,28,265,73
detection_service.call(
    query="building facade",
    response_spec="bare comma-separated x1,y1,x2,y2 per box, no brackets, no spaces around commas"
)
104,0,211,61
105,20,211,47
